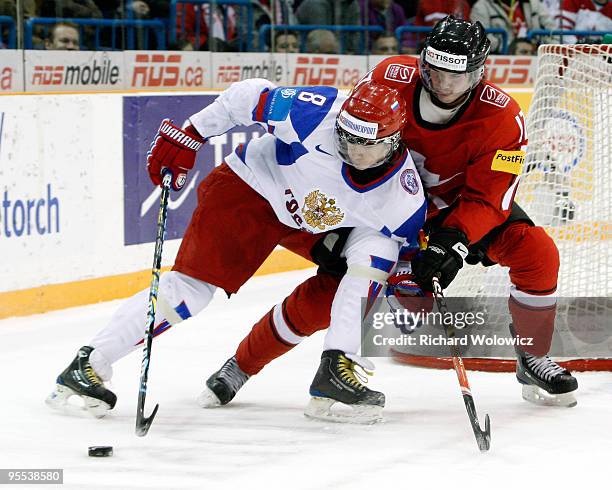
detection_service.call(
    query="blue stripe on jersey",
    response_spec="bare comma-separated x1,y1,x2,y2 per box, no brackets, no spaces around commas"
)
370,255,396,273
252,87,300,124
364,255,396,318
392,200,427,240
380,226,392,237
275,140,308,165
234,141,250,163
267,87,300,121
251,88,271,123
289,87,338,142
174,301,192,320
152,321,172,338
398,243,420,261
341,152,406,193
365,282,384,318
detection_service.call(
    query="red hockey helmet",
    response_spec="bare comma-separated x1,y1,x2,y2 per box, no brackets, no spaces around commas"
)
335,80,407,170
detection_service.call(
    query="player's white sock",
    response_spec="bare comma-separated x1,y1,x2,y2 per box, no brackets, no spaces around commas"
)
90,271,216,369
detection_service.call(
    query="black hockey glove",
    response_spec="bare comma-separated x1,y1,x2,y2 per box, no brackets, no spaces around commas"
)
310,228,352,277
412,227,469,291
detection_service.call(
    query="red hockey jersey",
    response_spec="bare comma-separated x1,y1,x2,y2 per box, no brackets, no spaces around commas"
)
368,56,527,244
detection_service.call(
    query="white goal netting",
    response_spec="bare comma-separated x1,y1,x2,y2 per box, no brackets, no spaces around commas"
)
447,44,611,302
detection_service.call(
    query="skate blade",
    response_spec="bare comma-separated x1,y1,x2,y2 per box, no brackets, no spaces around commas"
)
522,384,577,408
304,396,383,425
45,384,111,419
197,386,222,408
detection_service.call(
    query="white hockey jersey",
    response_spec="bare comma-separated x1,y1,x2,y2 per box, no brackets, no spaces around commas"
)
188,79,426,244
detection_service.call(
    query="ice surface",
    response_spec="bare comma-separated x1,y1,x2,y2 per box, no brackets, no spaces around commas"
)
1,269,610,489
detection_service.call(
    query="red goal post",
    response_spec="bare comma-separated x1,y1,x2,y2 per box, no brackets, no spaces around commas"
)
392,351,612,372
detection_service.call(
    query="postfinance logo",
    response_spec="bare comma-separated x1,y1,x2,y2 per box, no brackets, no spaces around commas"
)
491,150,525,175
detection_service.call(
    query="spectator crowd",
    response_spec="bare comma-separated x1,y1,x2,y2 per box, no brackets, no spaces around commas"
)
0,0,610,53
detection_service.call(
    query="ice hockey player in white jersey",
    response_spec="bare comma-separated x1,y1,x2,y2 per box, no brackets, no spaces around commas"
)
46,78,427,422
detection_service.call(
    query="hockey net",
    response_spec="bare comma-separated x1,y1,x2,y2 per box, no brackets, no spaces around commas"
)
394,44,612,372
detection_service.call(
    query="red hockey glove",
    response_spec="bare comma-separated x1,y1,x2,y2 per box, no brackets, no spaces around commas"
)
385,263,433,334
146,119,205,191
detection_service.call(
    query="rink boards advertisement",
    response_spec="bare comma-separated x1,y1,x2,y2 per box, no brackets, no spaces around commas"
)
24,50,125,92
122,94,264,246
0,49,538,93
0,50,23,93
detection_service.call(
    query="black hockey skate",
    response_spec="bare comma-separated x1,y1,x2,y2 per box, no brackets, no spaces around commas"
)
516,352,578,407
45,346,117,418
197,356,250,408
305,350,385,424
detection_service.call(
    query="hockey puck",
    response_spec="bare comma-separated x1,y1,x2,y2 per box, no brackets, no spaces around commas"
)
88,446,113,457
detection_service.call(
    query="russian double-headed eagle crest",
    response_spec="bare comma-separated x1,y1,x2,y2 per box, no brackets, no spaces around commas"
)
302,190,345,230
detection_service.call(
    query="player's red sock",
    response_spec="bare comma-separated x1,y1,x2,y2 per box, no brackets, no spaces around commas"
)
509,296,556,356
488,222,559,356
235,273,340,375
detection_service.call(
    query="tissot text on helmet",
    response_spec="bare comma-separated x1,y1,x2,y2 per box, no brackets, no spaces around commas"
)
425,47,468,72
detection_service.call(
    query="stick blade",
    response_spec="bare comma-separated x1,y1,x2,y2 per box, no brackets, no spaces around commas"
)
135,403,159,437
476,413,491,452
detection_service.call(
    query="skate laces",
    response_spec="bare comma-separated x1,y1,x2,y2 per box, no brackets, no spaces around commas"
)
526,354,566,381
218,357,250,393
338,355,374,390
83,364,103,386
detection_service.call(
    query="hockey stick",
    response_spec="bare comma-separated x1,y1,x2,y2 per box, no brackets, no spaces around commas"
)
135,171,172,437
431,276,491,452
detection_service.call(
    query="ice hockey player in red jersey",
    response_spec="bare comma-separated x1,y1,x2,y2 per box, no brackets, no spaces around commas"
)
367,16,578,408
202,16,578,418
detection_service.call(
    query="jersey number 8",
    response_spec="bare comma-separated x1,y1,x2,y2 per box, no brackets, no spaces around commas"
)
298,91,327,107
